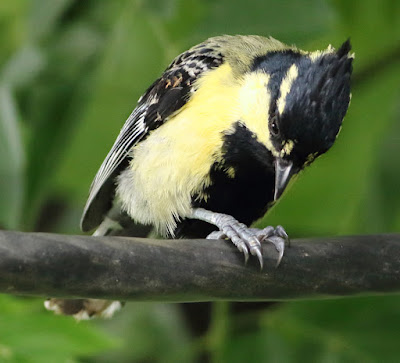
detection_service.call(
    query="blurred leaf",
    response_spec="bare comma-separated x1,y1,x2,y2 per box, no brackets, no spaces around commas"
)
22,9,106,228
0,0,26,67
54,1,166,205
332,0,400,70
350,94,400,234
1,45,46,89
28,0,73,41
93,302,192,363
144,0,209,52
223,296,400,362
0,295,116,363
194,0,336,45
0,85,24,229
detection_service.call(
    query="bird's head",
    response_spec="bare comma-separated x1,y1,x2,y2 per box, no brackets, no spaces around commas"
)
248,40,353,200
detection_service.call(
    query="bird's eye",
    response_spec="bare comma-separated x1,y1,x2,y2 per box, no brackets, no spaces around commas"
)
270,115,280,137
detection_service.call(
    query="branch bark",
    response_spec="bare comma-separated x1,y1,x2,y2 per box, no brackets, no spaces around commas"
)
0,230,399,301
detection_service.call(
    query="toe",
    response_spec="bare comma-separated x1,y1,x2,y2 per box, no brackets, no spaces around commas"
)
275,225,288,240
251,226,275,241
207,230,227,240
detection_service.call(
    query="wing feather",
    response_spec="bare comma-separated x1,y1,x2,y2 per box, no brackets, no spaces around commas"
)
81,42,224,231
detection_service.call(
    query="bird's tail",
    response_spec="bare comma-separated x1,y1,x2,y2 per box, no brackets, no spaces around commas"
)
44,298,123,320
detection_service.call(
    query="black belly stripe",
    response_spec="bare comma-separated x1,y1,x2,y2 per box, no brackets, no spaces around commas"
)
174,122,276,238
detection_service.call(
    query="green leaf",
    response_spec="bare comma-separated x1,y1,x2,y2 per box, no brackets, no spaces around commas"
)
0,85,24,229
194,0,336,45
21,11,106,227
0,45,46,89
223,296,400,363
28,0,73,41
0,295,116,363
92,302,192,363
0,0,26,67
54,1,166,204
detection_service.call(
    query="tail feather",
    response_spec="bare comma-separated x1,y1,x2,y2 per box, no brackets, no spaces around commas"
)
44,298,123,320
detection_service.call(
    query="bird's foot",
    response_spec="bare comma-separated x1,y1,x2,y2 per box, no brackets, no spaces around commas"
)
249,225,288,267
191,208,288,269
206,219,263,268
207,225,288,268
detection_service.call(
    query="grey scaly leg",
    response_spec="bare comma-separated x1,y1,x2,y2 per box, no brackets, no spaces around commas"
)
189,208,288,269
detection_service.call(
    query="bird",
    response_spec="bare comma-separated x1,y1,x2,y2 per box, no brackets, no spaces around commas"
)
45,35,353,319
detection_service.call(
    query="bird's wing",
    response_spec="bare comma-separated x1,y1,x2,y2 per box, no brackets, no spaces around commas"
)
81,41,224,231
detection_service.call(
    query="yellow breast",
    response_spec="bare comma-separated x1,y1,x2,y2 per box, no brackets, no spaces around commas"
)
116,63,274,235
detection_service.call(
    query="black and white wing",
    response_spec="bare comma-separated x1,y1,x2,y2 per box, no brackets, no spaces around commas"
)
81,41,224,231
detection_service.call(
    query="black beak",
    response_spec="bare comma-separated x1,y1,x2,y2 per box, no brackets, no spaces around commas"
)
274,158,297,201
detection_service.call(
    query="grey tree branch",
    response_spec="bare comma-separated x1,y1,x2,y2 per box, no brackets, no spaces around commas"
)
0,230,399,301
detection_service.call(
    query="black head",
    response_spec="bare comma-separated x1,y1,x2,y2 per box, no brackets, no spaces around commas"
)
252,40,353,198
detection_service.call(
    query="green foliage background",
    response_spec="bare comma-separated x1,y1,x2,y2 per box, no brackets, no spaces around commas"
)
0,0,399,361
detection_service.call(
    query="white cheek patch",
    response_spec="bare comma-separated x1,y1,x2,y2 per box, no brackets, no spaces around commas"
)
238,72,281,157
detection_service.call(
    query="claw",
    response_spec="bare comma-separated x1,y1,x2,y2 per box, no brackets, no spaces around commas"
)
243,246,249,265
237,242,249,264
276,242,284,268
192,208,288,268
266,235,285,267
254,248,263,270
275,225,290,247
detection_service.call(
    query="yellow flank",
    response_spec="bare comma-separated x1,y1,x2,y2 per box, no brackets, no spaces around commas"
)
277,64,298,116
117,63,277,235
